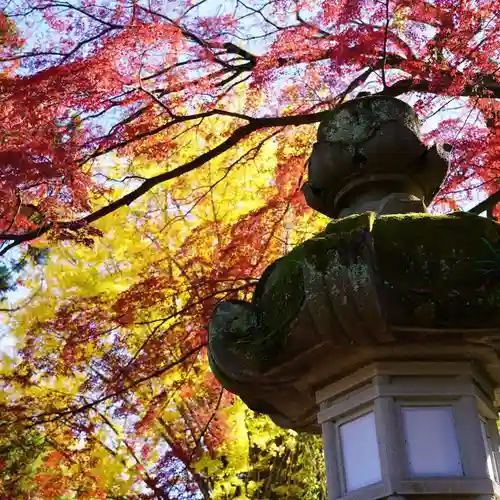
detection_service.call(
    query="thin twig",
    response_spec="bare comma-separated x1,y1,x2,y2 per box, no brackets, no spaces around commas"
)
381,0,391,89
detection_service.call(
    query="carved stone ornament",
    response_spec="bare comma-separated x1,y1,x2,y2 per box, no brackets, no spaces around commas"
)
207,96,500,434
302,95,451,218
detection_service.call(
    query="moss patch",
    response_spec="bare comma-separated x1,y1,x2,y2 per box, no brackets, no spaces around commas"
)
210,212,500,373
251,213,375,361
373,212,500,327
255,212,500,352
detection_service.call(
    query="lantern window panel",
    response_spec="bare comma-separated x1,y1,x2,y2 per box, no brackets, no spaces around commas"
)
402,406,463,477
339,411,382,492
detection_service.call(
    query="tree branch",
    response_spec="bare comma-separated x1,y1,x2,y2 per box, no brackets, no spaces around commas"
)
467,190,500,216
0,108,331,254
381,0,391,89
24,344,206,425
1,62,498,254
379,73,500,98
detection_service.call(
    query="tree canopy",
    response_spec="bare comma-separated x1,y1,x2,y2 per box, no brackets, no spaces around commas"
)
0,0,499,497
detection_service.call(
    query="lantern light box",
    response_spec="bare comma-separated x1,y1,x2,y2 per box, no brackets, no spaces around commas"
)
318,361,500,500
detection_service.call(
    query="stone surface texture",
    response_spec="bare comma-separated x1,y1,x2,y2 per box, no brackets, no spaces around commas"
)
302,95,450,218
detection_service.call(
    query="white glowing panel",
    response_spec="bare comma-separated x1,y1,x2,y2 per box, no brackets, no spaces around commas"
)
403,406,463,476
340,412,382,492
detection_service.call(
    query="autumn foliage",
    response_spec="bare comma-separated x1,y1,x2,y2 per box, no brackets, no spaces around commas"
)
0,0,498,497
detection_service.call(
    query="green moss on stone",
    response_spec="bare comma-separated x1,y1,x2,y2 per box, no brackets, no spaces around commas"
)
254,211,500,353
373,212,500,327
252,213,375,359
210,211,500,374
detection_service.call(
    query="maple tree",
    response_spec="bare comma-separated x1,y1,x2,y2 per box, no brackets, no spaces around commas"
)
0,0,499,497
1,116,327,497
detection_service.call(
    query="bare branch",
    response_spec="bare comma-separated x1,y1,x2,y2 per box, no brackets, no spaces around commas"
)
0,108,331,253
24,344,206,425
381,0,391,88
188,388,224,464
467,190,500,216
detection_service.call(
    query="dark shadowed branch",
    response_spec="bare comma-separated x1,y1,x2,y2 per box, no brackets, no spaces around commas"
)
467,191,500,217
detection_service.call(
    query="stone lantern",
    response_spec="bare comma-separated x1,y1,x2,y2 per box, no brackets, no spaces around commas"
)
208,95,500,500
